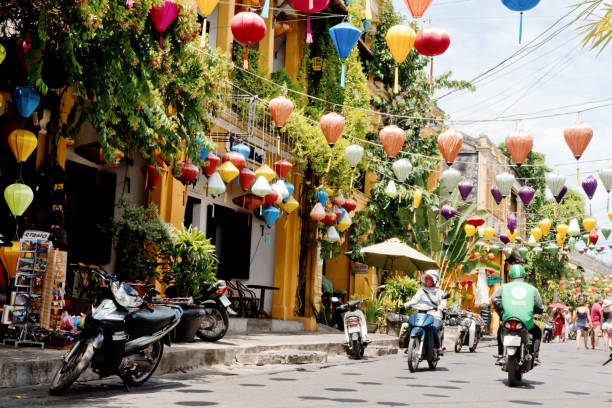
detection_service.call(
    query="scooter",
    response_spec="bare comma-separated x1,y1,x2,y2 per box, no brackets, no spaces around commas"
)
454,310,483,353
49,268,182,395
337,298,369,359
543,318,555,343
500,316,536,387
196,280,237,342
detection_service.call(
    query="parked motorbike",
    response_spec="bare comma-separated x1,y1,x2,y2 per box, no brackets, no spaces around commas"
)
454,310,483,353
444,304,462,327
500,316,536,387
567,321,576,340
542,318,555,343
196,280,237,342
337,298,369,359
49,268,182,395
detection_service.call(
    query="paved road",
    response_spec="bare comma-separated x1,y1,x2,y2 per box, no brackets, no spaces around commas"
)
2,341,612,407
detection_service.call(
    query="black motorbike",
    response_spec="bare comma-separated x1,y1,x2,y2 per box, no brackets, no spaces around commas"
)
542,319,555,343
500,316,536,387
454,310,483,353
49,268,182,395
196,280,236,342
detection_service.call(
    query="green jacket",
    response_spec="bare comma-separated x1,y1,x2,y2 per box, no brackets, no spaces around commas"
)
491,280,544,330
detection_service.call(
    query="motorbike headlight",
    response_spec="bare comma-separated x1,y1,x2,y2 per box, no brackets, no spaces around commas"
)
111,281,143,308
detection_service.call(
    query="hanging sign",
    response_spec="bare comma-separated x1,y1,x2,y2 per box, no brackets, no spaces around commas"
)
352,262,369,274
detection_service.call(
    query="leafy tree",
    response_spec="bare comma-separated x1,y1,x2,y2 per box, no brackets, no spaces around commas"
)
575,1,612,52
539,189,586,223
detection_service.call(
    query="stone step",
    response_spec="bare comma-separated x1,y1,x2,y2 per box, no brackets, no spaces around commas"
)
236,349,328,366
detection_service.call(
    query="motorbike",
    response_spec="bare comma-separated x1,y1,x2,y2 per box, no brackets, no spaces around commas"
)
542,318,555,343
337,298,369,359
454,310,483,353
500,316,536,387
196,280,237,342
444,304,462,327
49,268,183,395
567,321,576,340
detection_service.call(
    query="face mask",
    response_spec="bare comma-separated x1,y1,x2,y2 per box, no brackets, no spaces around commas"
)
425,278,434,288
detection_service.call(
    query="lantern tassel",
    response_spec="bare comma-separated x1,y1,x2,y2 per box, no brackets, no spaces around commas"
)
200,17,208,48
326,153,332,173
212,203,215,218
160,33,164,62
349,173,354,191
607,196,610,213
262,0,270,18
309,0,313,9
429,58,434,85
393,66,399,94
365,0,372,20
306,16,313,44
519,12,523,45
577,164,580,186
341,62,346,88
243,47,249,70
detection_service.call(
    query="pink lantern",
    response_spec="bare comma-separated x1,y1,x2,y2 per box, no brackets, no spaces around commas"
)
290,0,330,44
150,0,179,57
231,12,267,70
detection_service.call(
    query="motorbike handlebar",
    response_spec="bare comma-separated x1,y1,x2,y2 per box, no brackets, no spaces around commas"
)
604,354,612,366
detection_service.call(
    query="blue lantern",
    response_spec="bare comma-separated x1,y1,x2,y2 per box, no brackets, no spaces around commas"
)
231,143,251,160
328,22,362,88
362,19,371,35
194,138,210,162
314,188,328,206
262,205,280,228
337,207,347,223
12,86,40,118
283,181,295,203
501,0,540,44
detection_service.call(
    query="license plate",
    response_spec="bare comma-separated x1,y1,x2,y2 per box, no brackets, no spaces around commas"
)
348,325,361,333
112,331,128,341
503,336,522,347
220,296,231,307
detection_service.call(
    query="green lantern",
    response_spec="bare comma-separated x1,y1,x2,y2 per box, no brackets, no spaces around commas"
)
504,246,513,258
545,243,559,256
489,245,500,256
533,247,543,257
568,237,576,252
0,44,5,65
518,247,528,259
4,183,34,216
602,227,611,240
582,234,590,246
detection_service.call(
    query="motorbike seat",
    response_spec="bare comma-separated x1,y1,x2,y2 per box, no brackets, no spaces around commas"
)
127,306,178,331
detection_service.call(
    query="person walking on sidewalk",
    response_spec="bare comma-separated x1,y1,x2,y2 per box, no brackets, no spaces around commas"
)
573,297,592,350
562,309,571,343
590,297,603,350
602,299,612,351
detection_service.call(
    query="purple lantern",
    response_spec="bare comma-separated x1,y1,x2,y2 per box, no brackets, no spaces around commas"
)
441,204,456,220
508,212,517,234
500,233,510,245
554,185,567,203
582,176,597,200
491,185,503,205
458,180,473,201
518,186,535,207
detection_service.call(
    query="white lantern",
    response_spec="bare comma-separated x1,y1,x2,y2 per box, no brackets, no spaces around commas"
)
326,226,340,243
545,173,565,197
527,234,537,248
345,144,364,168
392,158,412,182
441,168,461,194
207,172,226,196
495,172,515,197
568,218,580,237
272,180,289,200
251,176,272,198
599,168,612,192
385,180,398,198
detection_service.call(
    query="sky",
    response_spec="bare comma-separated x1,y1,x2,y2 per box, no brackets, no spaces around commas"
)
390,0,612,264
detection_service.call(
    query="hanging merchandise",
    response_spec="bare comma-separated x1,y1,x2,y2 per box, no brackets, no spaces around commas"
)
195,138,210,162
466,216,485,227
489,245,501,256
12,86,40,118
8,129,37,163
314,188,329,205
598,168,612,211
538,218,552,236
504,246,514,258
0,241,19,279
557,224,569,240
441,168,461,194
289,0,330,44
564,122,593,183
345,144,364,168
464,224,477,238
582,233,590,246
282,196,299,214
500,233,510,244
230,12,267,70
556,234,565,249
582,175,598,214
385,180,398,198
392,159,412,182
414,25,450,85
331,205,344,222
337,213,352,232
437,128,463,166
495,173,515,197
332,192,346,207
269,96,294,128
501,0,541,43
322,212,337,225
583,217,596,233
441,204,456,220
175,161,199,185
233,194,264,210
458,180,473,201
404,0,433,18
251,176,272,198
320,112,346,147
602,227,611,240
507,229,518,243
150,0,179,57
222,151,246,172
310,202,326,221
202,152,221,177
567,218,580,237
271,180,290,200
283,181,295,203
363,19,371,34
329,22,362,88
231,143,251,160
484,226,495,241
505,128,533,166
273,159,292,179
385,24,416,93
142,163,167,190
196,0,220,46
527,235,537,248
554,185,567,203
343,198,357,213
490,185,503,205
206,172,226,196
326,226,340,243
518,185,535,207
531,227,542,242
413,189,422,209
546,243,559,256
545,173,565,197
519,247,529,259
262,205,280,228
217,161,239,184
0,44,5,64
264,189,282,206
239,168,256,191
507,213,517,234
4,183,34,217
255,164,276,182
590,229,599,245
379,125,406,158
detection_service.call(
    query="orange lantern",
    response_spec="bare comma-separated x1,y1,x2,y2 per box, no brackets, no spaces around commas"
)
232,194,264,210
404,0,433,18
0,241,20,279
269,96,294,128
379,125,406,158
320,112,345,147
437,128,463,166
559,280,565,286
505,129,533,166
564,122,593,160
8,129,37,162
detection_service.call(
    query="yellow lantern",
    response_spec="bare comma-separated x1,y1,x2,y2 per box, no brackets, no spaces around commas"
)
538,218,552,237
385,24,416,93
281,195,299,214
413,188,422,209
196,0,220,47
337,214,352,232
556,224,568,240
4,183,34,216
0,241,20,279
484,226,495,241
217,161,239,183
255,164,276,182
464,224,477,238
608,212,612,222
507,229,518,243
556,233,565,248
583,217,596,233
531,227,543,242
8,129,37,162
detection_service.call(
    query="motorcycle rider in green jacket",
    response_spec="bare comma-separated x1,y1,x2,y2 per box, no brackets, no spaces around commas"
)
490,264,544,365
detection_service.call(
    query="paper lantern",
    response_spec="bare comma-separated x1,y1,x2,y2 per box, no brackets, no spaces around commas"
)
194,138,210,162
231,143,251,160
414,25,450,84
231,12,267,70
239,168,256,191
495,173,515,197
458,180,473,201
0,241,20,279
255,164,276,182
518,186,535,207
602,227,611,240
331,205,343,222
289,0,330,44
555,233,565,248
502,0,541,43
564,122,593,160
441,204,456,220
386,24,416,93
385,180,398,198
539,218,552,236
202,152,221,177
489,245,501,256
4,183,34,217
271,180,290,200
555,185,567,204
322,212,337,225
590,229,599,245
343,198,357,213
568,237,576,251
8,129,37,163
599,168,612,211
437,128,463,166
0,44,5,65
507,229,518,243
222,151,246,172
484,226,495,241
519,247,529,259
490,185,503,205
269,96,294,128
441,168,461,193
329,23,362,88
196,0,219,46
504,247,513,258
466,216,485,227
251,176,272,198
314,188,329,205
464,224,477,238
609,212,612,222
262,206,280,228
150,0,179,56
332,192,346,207
392,159,412,182
379,125,406,158
337,214,352,232
142,163,166,190
531,227,542,242
282,196,299,214
233,194,264,210
12,86,40,118
217,161,239,183
557,224,569,240
500,233,510,245
582,233,591,246
207,172,226,196
583,217,596,233
274,159,293,179
505,129,533,166
545,173,565,197
264,189,282,206
310,203,326,221
582,175,598,200
345,144,364,168
508,213,517,234
404,0,433,18
283,181,295,202
320,112,345,147
175,161,199,185
326,226,340,243
413,189,422,209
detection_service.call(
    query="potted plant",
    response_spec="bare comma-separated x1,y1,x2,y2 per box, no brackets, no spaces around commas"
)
160,225,218,342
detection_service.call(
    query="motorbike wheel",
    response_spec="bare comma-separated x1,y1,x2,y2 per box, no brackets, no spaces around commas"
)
197,303,229,342
507,353,521,387
352,339,363,360
469,338,479,353
49,338,96,395
454,336,463,353
124,340,164,387
407,337,420,373
427,349,438,370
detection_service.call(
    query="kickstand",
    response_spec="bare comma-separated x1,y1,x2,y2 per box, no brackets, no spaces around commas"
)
123,378,131,392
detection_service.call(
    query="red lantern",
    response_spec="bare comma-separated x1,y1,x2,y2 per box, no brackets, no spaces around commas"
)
289,0,330,44
175,161,199,185
487,253,495,260
320,112,345,147
222,151,246,172
231,12,267,70
342,198,357,212
202,152,221,177
404,0,433,18
310,203,326,221
142,163,167,190
331,205,343,222
466,216,486,227
239,167,256,191
264,189,282,206
150,0,179,57
233,194,264,210
269,96,294,128
332,193,346,207
590,228,599,245
379,125,406,158
322,212,337,225
274,159,293,179
414,25,450,85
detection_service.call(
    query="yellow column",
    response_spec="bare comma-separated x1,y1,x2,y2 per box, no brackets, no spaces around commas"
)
216,0,235,55
284,18,305,81
148,170,186,229
260,14,275,77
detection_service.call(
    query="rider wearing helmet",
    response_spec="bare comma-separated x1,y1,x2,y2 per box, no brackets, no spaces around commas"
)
491,264,544,365
404,270,447,354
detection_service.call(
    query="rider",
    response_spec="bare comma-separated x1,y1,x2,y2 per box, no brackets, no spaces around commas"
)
491,264,544,365
404,270,446,355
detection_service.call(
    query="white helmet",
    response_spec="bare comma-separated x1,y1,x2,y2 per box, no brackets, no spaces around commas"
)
421,269,439,285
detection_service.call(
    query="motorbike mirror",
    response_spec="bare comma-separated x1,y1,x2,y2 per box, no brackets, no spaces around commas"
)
146,288,161,298
442,293,451,299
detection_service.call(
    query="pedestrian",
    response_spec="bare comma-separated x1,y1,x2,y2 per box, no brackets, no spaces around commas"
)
552,308,564,342
562,308,571,343
590,297,603,350
602,298,612,352
573,297,591,350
